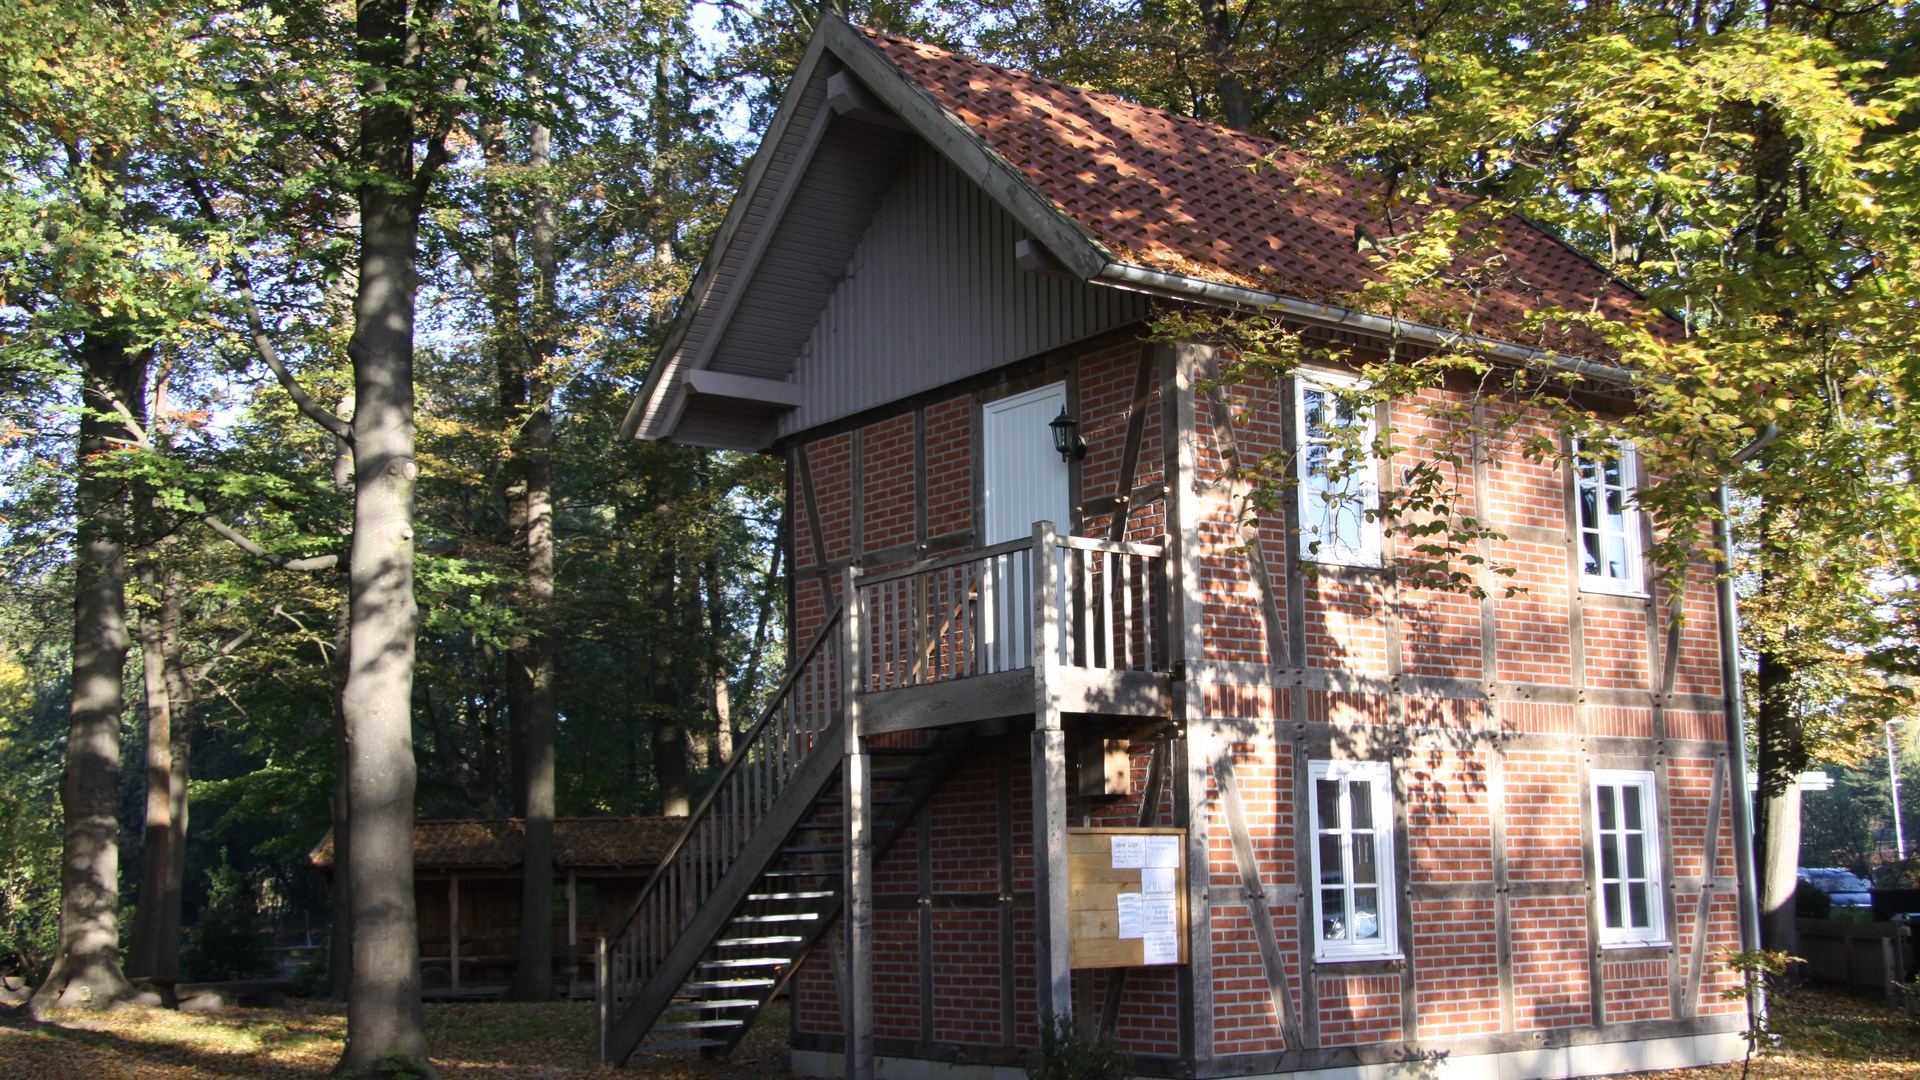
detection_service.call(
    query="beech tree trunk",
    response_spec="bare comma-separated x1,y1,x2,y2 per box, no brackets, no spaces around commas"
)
650,552,689,816
28,328,148,1016
127,562,181,984
336,0,430,1065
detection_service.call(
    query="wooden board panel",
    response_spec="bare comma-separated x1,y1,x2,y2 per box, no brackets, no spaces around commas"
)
1069,827,1188,969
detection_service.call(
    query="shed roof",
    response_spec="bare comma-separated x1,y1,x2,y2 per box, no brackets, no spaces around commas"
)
308,817,684,873
626,16,1660,448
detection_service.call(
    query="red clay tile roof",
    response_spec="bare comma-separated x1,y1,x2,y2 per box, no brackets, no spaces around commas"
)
309,817,685,872
860,28,1667,351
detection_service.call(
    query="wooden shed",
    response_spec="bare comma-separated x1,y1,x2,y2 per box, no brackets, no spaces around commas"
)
602,14,1759,1080
313,816,681,998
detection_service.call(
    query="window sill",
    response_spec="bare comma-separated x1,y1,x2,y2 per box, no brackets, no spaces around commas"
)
1579,577,1647,600
1598,939,1670,953
1313,951,1405,965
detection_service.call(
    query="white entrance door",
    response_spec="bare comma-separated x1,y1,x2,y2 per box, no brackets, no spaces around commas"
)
982,382,1071,545
978,383,1070,672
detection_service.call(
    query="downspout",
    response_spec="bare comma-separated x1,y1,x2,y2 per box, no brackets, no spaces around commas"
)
1719,424,1774,1030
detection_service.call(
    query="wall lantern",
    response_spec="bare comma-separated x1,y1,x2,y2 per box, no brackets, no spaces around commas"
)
1050,408,1086,462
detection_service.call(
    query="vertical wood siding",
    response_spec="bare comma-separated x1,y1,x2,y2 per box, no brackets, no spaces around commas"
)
779,143,1148,437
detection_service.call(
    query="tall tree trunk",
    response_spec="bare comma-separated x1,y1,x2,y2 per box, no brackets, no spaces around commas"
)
1747,100,1804,961
650,551,689,816
505,84,560,1001
27,328,147,1016
336,0,430,1065
328,584,354,1001
158,577,190,985
1196,0,1253,132
126,559,178,984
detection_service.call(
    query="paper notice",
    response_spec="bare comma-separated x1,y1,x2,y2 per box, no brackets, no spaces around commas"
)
1110,835,1146,869
1142,897,1177,933
1116,892,1144,938
1143,834,1180,868
1140,867,1176,896
1142,930,1180,965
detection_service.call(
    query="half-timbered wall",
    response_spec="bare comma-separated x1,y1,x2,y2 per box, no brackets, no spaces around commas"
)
780,332,1744,1075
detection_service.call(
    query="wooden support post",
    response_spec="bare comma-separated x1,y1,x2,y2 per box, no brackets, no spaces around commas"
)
449,873,461,994
595,935,610,1063
567,872,579,996
842,565,874,1080
1032,519,1072,1023
1033,727,1071,1023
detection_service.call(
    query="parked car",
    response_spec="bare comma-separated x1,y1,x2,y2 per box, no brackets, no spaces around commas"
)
1798,867,1874,909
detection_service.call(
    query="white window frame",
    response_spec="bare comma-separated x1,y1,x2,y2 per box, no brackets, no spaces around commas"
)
1591,769,1667,947
1308,758,1400,961
1572,439,1644,595
1295,372,1381,567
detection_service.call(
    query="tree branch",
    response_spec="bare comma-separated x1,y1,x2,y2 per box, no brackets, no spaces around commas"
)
181,169,354,441
201,513,340,572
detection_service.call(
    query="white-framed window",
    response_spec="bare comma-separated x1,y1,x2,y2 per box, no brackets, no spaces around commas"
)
1295,372,1380,566
1591,769,1666,947
1308,759,1399,961
1572,439,1643,594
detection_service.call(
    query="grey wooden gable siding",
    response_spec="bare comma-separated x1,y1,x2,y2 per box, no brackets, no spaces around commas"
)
776,142,1150,438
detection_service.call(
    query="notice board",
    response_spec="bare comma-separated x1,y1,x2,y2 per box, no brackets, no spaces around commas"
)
1068,826,1188,969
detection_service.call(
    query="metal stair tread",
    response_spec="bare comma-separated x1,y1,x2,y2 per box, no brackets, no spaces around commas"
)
657,1018,747,1030
746,890,836,901
664,998,761,1011
732,912,821,923
634,1039,731,1053
714,934,806,947
682,978,777,991
698,956,792,968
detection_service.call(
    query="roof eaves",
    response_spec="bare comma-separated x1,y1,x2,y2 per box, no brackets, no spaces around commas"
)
1095,260,1637,387
829,19,1110,280
619,26,838,444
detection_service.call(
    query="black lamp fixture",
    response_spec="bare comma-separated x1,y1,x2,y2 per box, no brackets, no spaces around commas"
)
1050,407,1086,462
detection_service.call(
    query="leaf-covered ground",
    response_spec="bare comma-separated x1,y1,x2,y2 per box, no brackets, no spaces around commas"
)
0,997,795,1078
1,986,1914,1078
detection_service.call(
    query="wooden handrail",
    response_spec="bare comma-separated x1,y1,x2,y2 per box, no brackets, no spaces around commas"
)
600,608,843,948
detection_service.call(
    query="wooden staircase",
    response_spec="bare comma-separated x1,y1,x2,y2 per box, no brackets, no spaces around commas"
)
596,612,969,1065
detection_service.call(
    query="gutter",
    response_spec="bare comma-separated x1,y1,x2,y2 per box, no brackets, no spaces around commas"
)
1094,260,1641,387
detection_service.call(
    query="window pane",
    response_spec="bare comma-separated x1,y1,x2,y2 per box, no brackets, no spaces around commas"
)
1629,882,1650,928
1321,888,1346,941
1597,786,1616,831
1353,835,1377,885
1604,883,1623,928
1304,389,1326,433
1605,485,1625,521
1579,486,1599,531
1582,533,1602,577
1349,781,1373,829
1606,535,1629,578
1317,778,1341,825
1601,837,1620,880
1319,835,1343,884
1622,789,1642,831
1352,888,1379,939
1627,836,1646,879
1603,456,1622,487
